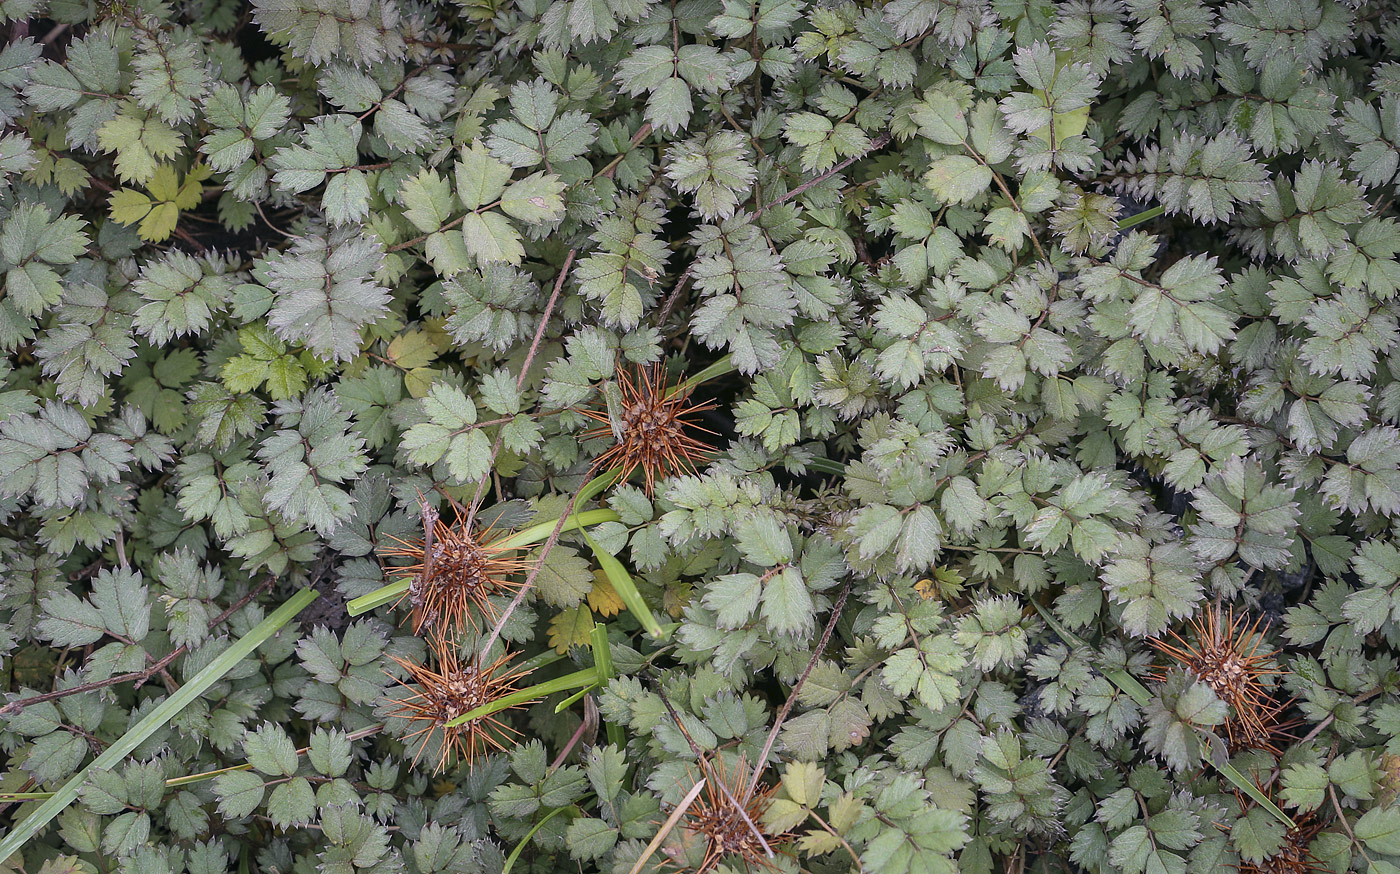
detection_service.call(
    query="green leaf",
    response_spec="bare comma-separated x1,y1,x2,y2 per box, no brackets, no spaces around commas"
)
212,770,266,819
38,568,150,647
269,115,361,194
500,172,565,224
647,76,693,134
463,211,525,265
761,566,815,637
456,141,512,209
96,111,182,185
1231,807,1286,863
564,817,618,860
266,778,316,830
1279,763,1329,812
400,169,457,233
913,91,970,145
264,227,391,363
1357,808,1400,855
244,723,299,777
924,155,992,205
665,131,755,220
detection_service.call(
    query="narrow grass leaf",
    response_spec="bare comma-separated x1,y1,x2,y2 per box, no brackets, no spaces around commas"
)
579,523,664,639
590,623,625,748
446,667,598,727
0,588,318,862
554,683,599,713
503,804,574,874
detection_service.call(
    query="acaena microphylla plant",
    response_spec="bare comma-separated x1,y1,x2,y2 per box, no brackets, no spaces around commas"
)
378,507,533,637
663,754,793,874
4,0,1400,872
384,638,534,773
582,361,717,496
1150,606,1293,753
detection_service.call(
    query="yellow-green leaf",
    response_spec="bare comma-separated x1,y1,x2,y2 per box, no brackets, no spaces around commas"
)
463,211,524,265
548,604,594,653
146,164,183,202
404,366,438,398
587,572,625,617
386,330,441,370
109,188,153,226
1030,101,1091,143
139,201,181,242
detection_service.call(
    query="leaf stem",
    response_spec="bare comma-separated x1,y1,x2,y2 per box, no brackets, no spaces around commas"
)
628,778,707,874
744,576,853,802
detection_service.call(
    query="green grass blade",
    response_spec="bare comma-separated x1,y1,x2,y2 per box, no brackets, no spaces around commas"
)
345,579,411,616
673,354,735,396
18,727,395,798
445,667,599,727
164,762,254,789
346,509,622,616
1116,204,1165,230
0,587,318,862
1029,600,1296,830
553,684,598,713
590,623,624,748
517,649,567,674
502,803,575,874
1217,758,1295,828
495,508,620,550
807,457,847,476
574,472,620,507
578,524,664,639
590,623,616,680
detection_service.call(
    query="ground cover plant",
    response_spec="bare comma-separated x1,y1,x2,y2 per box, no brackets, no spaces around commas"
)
1,0,1400,872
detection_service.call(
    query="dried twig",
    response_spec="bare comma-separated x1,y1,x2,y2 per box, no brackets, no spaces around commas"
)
629,777,708,874
418,499,439,589
743,576,853,802
476,489,581,658
548,695,599,772
518,248,577,391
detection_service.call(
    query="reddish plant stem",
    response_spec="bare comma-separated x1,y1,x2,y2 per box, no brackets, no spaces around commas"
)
518,248,577,391
477,489,580,658
743,576,853,803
